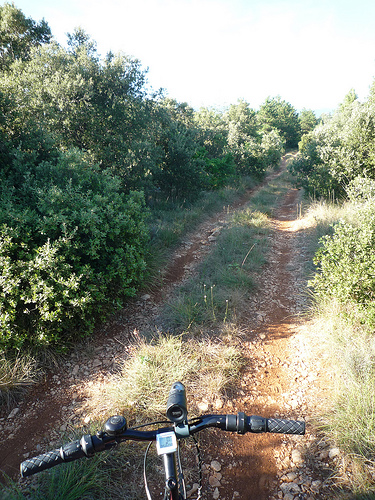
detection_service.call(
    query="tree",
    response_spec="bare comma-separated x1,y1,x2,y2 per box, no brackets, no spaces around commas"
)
299,108,318,137
194,106,228,158
0,2,51,70
0,31,156,190
153,99,204,197
339,88,358,111
224,100,268,177
225,99,258,146
257,96,301,149
289,91,375,198
67,26,97,57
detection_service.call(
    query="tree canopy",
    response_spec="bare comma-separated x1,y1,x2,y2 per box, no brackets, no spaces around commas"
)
289,89,375,198
0,2,51,70
257,96,302,149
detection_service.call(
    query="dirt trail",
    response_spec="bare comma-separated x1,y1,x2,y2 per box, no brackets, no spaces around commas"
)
200,184,334,500
0,156,334,499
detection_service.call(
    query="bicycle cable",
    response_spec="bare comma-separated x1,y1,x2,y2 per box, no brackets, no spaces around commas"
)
176,441,186,499
143,441,153,500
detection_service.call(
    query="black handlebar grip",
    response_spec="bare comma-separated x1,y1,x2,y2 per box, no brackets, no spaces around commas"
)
20,439,86,478
267,418,305,435
20,448,64,477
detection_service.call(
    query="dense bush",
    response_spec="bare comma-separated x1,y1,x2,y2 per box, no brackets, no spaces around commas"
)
257,96,302,149
310,196,375,325
196,150,236,189
0,150,149,351
289,88,375,198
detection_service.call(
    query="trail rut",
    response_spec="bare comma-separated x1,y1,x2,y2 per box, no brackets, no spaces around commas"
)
0,156,335,499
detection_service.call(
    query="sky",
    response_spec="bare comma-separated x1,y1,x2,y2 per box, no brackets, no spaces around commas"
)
12,0,375,114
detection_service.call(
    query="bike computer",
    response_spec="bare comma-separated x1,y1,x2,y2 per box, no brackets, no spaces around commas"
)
156,431,178,455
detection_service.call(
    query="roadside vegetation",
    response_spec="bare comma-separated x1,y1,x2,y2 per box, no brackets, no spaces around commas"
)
289,90,375,497
1,167,292,499
5,1,375,499
0,2,310,397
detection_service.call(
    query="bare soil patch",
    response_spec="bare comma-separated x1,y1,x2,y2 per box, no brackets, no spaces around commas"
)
198,184,334,500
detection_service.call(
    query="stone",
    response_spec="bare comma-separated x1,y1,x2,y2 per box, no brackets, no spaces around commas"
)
280,482,301,494
211,460,222,472
212,487,220,499
187,483,199,498
7,408,19,419
209,475,221,487
214,398,224,409
329,447,340,459
92,359,102,368
283,494,295,500
198,401,209,412
291,449,303,465
284,471,298,482
311,479,322,491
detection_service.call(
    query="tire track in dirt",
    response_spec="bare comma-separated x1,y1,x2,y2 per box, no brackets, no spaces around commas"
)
200,183,334,499
1,154,333,499
0,158,290,482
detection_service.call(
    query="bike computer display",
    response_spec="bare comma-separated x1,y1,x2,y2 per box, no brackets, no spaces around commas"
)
156,431,178,455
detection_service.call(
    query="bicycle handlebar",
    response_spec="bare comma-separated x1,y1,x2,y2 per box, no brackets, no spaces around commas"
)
20,412,305,478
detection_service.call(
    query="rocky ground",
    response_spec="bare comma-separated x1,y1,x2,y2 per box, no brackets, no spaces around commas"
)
187,185,339,500
0,157,343,499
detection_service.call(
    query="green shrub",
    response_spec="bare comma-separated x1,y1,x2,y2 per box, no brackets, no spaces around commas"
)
346,176,375,202
0,150,149,351
310,203,375,325
195,149,236,189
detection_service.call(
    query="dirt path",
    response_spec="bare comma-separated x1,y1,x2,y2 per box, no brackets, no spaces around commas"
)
200,185,335,500
0,156,336,499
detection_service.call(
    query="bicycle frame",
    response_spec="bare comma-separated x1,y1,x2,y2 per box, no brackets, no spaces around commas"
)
162,452,180,500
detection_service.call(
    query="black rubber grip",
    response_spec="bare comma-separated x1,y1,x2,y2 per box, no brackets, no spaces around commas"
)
267,418,305,435
20,439,87,478
20,449,64,477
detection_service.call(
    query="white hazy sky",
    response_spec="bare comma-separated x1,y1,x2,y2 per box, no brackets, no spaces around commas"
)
12,0,375,114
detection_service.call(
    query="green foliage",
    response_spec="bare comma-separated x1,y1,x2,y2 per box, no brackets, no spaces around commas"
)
0,150,149,351
0,37,152,185
0,4,287,352
310,202,375,325
194,106,228,157
154,117,205,198
299,108,318,136
224,99,270,178
289,89,375,198
161,188,277,332
196,149,236,189
0,2,51,70
261,129,285,168
288,136,342,198
346,177,375,202
257,96,301,149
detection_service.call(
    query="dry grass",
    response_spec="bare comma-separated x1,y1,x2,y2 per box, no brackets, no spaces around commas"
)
305,196,375,496
0,353,39,407
99,333,243,423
